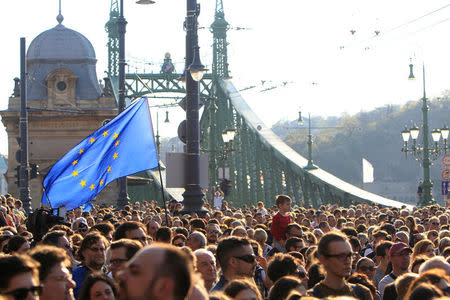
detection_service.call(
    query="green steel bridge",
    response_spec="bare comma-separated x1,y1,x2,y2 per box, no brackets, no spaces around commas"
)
105,0,412,209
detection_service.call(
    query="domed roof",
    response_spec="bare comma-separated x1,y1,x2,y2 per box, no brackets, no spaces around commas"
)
27,24,96,62
26,21,102,101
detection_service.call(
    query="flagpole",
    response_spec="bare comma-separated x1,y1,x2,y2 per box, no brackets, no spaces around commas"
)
147,98,169,225
157,164,169,226
116,0,130,209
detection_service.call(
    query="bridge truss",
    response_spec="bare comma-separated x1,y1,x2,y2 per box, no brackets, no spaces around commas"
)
105,0,411,209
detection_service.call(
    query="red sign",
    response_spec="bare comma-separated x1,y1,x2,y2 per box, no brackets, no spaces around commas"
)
443,169,450,181
443,155,450,167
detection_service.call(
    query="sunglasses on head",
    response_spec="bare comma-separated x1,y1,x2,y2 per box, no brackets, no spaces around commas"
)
234,254,257,263
2,286,42,300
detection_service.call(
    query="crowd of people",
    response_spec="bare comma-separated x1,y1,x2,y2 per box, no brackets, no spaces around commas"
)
1,192,450,300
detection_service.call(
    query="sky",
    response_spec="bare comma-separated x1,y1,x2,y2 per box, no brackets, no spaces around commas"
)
1,0,450,155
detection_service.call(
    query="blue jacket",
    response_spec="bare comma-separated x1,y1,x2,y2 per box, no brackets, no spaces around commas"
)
210,275,228,293
72,265,90,299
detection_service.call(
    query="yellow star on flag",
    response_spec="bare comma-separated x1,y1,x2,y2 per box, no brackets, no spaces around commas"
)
102,131,108,137
90,184,95,191
107,166,111,173
115,140,120,147
113,153,118,160
100,179,104,186
72,160,78,166
90,137,95,144
80,180,86,187
113,132,119,139
72,171,79,177
78,149,84,155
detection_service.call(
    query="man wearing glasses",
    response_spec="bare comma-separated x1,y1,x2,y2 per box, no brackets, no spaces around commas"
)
29,245,76,300
205,223,221,245
42,231,77,269
211,237,257,292
0,254,42,300
108,239,142,280
355,257,376,283
72,232,109,299
308,232,372,299
378,242,412,297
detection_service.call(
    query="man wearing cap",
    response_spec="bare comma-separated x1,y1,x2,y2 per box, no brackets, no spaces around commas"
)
72,217,89,237
377,242,412,297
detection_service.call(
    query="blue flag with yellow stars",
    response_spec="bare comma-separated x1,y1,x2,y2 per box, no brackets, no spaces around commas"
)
42,98,158,210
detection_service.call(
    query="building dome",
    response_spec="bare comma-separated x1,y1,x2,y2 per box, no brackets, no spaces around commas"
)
26,23,102,100
27,24,97,62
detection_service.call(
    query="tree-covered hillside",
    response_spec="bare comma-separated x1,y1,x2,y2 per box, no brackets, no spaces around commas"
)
273,94,450,190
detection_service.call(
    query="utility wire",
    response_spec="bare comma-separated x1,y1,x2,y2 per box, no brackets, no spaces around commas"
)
341,3,450,50
410,16,450,34
382,3,450,36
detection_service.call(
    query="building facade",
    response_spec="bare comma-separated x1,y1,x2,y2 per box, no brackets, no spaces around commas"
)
0,16,120,208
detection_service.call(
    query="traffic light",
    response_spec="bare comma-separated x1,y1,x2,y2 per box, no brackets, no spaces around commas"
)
30,163,39,179
15,150,21,163
14,165,20,186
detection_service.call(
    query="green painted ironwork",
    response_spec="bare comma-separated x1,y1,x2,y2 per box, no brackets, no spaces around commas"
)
104,0,413,210
125,72,213,99
211,0,230,79
105,0,119,78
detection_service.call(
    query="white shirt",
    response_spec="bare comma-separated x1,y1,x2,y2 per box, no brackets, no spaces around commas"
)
214,196,223,209
378,273,395,297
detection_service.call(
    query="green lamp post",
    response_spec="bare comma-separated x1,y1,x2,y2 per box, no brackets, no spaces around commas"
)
298,112,317,170
401,63,449,207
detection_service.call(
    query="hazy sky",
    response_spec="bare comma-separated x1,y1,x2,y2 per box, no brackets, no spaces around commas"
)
1,0,450,155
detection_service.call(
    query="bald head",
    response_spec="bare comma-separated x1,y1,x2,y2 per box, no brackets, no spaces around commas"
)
117,244,193,300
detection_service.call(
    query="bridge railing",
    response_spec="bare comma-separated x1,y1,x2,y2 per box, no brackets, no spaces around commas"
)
219,79,413,210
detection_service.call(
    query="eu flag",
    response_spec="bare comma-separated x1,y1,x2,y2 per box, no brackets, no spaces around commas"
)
42,98,158,210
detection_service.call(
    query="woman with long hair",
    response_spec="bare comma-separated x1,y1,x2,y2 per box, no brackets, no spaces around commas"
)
412,239,435,261
406,216,419,247
223,279,263,300
78,273,118,300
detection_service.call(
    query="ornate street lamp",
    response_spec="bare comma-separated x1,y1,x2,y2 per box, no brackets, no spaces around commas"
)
181,0,208,215
401,62,449,207
298,112,317,170
218,126,236,197
297,111,304,125
188,46,208,82
117,0,154,209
